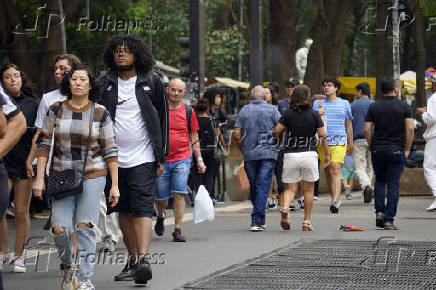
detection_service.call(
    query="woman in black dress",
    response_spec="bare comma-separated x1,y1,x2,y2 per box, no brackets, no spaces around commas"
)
0,64,39,272
193,98,221,199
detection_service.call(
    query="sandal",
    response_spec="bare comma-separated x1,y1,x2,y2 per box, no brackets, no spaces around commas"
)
280,210,290,230
302,220,313,231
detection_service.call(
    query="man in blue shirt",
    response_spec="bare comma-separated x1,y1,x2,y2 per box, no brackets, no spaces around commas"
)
313,77,353,213
233,86,281,231
278,77,299,115
351,82,374,203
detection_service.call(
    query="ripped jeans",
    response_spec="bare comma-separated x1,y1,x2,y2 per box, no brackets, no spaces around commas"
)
51,176,105,279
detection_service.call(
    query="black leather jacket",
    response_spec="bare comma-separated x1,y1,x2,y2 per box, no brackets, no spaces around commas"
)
99,70,169,164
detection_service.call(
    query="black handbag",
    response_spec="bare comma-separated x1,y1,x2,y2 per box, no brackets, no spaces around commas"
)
45,102,95,200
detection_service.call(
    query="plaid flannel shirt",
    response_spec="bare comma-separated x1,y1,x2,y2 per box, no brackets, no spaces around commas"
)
37,101,118,179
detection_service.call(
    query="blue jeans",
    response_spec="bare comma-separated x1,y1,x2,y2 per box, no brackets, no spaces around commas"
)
51,176,105,279
156,157,191,200
371,150,406,223
244,159,276,225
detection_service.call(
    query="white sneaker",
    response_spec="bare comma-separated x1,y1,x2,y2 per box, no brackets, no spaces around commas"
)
0,252,11,270
76,278,95,290
344,185,352,200
13,256,26,273
250,224,264,232
426,199,436,211
61,264,77,290
266,197,276,209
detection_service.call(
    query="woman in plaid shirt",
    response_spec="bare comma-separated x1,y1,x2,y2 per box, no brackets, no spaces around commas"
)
33,65,119,290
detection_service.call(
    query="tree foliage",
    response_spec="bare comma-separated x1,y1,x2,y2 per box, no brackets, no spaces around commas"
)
0,0,434,94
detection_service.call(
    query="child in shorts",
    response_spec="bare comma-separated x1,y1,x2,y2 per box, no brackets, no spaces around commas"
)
341,154,357,200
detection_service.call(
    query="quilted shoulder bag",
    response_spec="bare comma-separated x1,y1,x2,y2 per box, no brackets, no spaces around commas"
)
46,102,95,200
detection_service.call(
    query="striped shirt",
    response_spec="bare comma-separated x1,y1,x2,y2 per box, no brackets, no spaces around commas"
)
313,97,353,145
37,101,118,179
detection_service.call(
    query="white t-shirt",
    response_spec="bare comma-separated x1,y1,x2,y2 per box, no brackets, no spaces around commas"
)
0,84,19,118
114,76,155,168
35,89,67,128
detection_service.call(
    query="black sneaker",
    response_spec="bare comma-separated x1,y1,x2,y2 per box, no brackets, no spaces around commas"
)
298,199,304,209
363,186,372,203
114,260,136,281
134,257,152,285
172,229,186,242
155,216,165,236
329,202,340,214
376,212,385,228
289,205,296,212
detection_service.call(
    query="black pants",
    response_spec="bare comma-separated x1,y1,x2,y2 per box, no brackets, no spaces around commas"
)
274,151,285,195
192,152,220,199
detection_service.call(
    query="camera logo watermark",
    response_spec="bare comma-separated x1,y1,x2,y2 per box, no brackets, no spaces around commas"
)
360,2,416,35
20,236,166,272
76,15,167,33
12,4,65,39
357,237,436,273
12,3,167,39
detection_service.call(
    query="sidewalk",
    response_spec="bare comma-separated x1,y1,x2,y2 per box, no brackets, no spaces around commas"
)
3,192,436,289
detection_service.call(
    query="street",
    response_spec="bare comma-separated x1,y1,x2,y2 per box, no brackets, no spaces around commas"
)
3,192,436,290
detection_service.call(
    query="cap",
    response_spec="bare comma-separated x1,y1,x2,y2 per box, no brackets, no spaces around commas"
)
431,75,436,83
285,77,299,86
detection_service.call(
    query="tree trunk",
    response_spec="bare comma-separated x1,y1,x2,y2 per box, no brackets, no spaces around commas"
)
375,0,390,99
409,0,426,107
0,0,40,89
269,0,297,98
400,24,413,73
305,0,353,94
322,0,353,77
344,1,365,76
39,0,67,91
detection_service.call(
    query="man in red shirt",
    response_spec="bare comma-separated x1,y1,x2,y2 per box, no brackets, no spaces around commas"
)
155,78,206,242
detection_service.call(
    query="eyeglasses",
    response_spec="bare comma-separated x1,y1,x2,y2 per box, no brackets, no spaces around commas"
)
113,48,131,55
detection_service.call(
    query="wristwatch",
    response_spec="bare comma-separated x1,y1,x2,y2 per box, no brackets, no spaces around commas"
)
198,157,203,161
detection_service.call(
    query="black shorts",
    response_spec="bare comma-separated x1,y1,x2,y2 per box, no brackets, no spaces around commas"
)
106,162,157,218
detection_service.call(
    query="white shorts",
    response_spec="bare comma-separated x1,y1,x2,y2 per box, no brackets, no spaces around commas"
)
282,151,319,183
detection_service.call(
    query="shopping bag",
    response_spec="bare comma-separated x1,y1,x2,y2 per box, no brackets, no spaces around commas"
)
194,185,215,224
236,163,250,191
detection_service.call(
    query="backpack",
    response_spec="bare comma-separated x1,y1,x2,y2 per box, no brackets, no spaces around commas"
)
185,104,192,132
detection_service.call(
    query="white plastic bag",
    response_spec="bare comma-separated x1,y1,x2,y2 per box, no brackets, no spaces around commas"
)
194,185,215,224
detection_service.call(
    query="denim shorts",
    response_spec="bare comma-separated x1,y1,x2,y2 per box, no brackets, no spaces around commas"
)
156,157,191,200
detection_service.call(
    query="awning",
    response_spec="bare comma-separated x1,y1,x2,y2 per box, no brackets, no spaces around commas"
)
205,77,250,89
338,77,376,95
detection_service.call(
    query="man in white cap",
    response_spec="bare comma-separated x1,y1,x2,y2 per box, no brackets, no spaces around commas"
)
417,75,436,210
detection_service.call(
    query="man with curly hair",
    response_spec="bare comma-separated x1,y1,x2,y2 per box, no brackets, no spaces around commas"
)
99,34,168,285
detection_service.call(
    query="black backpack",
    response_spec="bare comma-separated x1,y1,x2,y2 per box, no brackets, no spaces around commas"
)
185,104,192,132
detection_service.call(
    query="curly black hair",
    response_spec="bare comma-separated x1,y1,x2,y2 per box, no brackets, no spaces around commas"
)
60,64,101,102
103,34,154,73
